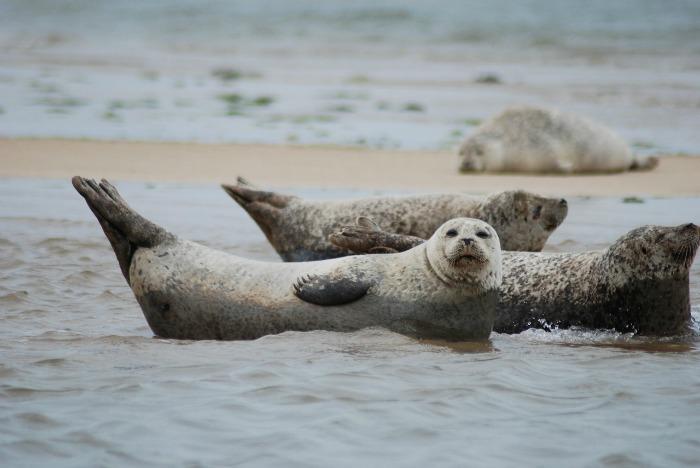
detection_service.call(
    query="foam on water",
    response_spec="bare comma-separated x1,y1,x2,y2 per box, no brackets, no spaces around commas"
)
1,178,700,466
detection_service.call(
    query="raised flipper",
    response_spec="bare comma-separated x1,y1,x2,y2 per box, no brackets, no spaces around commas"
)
72,176,173,284
221,180,295,209
221,181,297,240
235,176,257,188
630,155,659,171
328,217,425,255
293,270,374,306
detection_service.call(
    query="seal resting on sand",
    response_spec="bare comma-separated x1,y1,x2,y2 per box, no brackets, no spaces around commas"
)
72,177,503,341
331,218,699,336
221,178,567,260
458,106,658,174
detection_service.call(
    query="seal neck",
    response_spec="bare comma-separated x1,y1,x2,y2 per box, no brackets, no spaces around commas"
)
422,244,493,295
422,244,455,287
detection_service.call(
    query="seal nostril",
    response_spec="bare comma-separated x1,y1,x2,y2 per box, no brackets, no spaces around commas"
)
559,199,567,206
462,238,474,246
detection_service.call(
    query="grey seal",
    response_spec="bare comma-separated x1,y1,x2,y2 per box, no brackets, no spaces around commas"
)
72,177,503,341
459,106,658,174
331,218,699,336
221,178,567,261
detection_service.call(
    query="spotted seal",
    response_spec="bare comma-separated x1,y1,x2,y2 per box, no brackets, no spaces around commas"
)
72,177,503,341
221,178,567,261
331,218,699,335
459,106,658,174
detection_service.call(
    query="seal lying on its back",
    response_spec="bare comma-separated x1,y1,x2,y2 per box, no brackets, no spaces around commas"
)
331,218,699,336
459,106,658,174
221,178,567,261
72,177,503,341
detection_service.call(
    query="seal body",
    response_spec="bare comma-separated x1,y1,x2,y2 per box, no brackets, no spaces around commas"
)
128,241,497,341
459,106,658,174
498,225,696,335
72,177,503,341
331,221,699,336
222,181,567,260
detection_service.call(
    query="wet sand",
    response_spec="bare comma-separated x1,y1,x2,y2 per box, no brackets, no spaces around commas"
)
1,138,699,196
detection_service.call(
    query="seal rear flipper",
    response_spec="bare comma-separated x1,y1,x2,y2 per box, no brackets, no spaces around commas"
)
235,176,257,188
630,155,659,171
221,183,295,209
293,272,374,306
72,176,173,284
221,183,297,242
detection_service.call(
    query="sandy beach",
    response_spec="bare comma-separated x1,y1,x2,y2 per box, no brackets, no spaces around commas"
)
1,138,698,196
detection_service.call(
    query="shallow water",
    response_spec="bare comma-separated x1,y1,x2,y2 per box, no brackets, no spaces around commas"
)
1,178,699,466
1,0,699,153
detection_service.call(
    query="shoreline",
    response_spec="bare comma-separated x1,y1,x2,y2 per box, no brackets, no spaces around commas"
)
2,138,699,197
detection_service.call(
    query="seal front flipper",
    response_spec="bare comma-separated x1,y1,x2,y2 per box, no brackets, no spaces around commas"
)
293,271,374,306
71,176,173,284
329,216,425,255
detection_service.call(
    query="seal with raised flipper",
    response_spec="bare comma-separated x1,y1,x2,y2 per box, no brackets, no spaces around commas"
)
458,106,658,174
72,177,503,341
331,218,699,336
221,178,567,261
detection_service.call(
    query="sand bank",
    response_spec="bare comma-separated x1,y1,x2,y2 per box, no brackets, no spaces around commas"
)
1,138,698,196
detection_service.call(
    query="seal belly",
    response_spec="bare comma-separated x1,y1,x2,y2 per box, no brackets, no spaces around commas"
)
387,291,497,341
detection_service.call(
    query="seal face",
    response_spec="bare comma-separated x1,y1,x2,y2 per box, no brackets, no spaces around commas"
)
478,190,568,252
458,106,658,174
72,176,502,341
424,218,502,291
330,219,699,336
222,179,566,260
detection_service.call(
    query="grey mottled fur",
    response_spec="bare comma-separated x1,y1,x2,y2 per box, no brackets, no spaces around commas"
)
73,177,502,341
459,106,658,174
222,179,567,261
331,219,699,336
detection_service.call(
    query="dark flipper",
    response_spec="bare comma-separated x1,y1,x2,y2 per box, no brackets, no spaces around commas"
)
293,271,373,306
72,176,173,284
630,155,659,171
221,181,295,209
221,181,297,241
329,216,425,255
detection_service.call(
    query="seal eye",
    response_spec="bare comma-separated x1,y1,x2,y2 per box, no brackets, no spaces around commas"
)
533,205,542,220
445,229,458,238
476,231,490,239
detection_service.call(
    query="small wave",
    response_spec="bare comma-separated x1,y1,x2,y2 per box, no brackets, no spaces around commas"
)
0,385,82,398
506,326,696,353
0,290,29,303
0,237,20,248
0,364,19,378
63,269,105,284
14,412,61,428
32,358,69,367
509,327,635,344
1,216,87,227
34,237,109,255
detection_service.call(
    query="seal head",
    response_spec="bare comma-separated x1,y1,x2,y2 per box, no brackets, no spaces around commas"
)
604,223,699,284
478,190,568,251
426,218,502,292
598,223,699,334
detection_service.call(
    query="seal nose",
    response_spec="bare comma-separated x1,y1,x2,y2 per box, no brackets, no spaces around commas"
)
681,223,698,232
462,238,474,246
559,199,567,207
